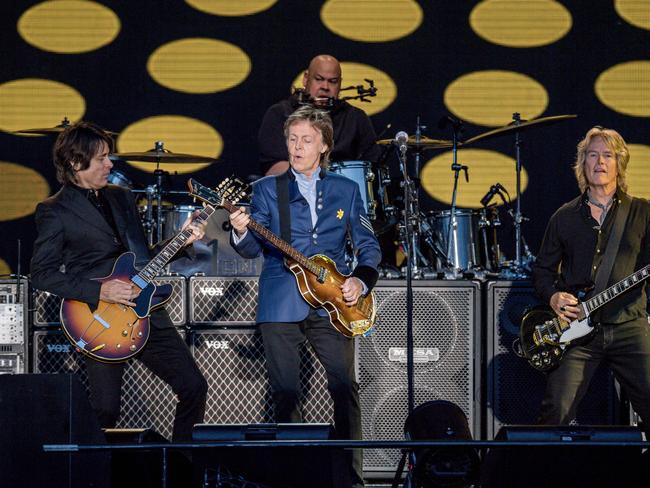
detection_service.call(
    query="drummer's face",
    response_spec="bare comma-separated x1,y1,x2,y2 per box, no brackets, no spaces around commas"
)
74,141,113,190
303,59,341,106
286,120,327,177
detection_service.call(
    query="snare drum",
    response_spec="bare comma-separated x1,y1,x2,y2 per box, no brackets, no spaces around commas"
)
329,161,376,220
427,209,480,271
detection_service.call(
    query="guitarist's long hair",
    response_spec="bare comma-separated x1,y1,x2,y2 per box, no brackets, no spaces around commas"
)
573,126,630,193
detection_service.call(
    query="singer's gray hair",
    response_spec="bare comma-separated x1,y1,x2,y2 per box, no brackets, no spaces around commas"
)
573,126,629,193
283,105,334,168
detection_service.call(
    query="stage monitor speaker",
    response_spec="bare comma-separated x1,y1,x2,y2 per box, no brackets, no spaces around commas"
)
33,275,187,327
32,329,186,439
485,281,619,439
192,423,338,488
190,328,334,425
358,280,481,476
481,425,644,488
189,276,258,325
0,374,109,488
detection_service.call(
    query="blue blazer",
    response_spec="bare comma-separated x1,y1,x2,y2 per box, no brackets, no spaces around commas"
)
232,169,381,323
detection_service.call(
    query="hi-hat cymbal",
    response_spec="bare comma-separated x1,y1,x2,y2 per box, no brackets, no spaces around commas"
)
377,135,453,150
14,117,118,136
110,148,218,164
464,114,577,145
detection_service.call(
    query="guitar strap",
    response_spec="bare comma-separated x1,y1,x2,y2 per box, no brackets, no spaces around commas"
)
276,171,292,242
592,193,631,295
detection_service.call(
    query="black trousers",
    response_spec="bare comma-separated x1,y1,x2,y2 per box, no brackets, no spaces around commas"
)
84,309,207,441
259,308,363,487
539,316,650,425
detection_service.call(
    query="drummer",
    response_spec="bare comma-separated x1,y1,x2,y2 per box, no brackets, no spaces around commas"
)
259,54,381,176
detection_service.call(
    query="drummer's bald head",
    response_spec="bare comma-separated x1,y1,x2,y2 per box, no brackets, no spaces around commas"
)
303,55,342,102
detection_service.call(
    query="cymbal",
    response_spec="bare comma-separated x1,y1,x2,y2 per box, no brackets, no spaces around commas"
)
110,148,218,164
14,117,118,136
377,135,453,150
464,114,577,145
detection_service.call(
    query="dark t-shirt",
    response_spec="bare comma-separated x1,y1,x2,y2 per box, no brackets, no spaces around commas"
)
533,190,650,324
258,94,381,175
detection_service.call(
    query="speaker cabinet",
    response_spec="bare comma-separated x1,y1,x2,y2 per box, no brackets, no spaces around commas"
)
189,276,259,325
0,279,28,373
32,329,186,439
32,275,187,327
359,280,481,475
190,328,333,424
485,281,619,439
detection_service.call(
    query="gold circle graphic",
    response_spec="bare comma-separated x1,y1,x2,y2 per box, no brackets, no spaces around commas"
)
595,61,650,117
615,0,650,31
148,38,251,94
626,144,650,199
117,115,223,174
18,0,120,54
0,161,51,221
185,0,277,16
444,70,548,127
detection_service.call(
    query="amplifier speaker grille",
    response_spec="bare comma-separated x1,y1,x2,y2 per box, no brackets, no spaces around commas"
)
485,281,618,439
190,328,333,424
32,329,186,439
32,276,186,327
359,280,480,474
189,277,258,324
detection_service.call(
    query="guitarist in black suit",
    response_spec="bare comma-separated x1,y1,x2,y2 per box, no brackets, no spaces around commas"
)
30,121,208,441
533,126,650,426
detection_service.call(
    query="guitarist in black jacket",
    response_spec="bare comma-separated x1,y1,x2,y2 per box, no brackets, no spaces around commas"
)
533,126,650,426
30,122,208,441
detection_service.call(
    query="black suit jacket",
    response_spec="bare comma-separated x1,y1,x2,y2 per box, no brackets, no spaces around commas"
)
30,184,188,314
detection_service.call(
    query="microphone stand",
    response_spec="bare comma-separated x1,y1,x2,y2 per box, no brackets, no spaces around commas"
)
445,122,468,278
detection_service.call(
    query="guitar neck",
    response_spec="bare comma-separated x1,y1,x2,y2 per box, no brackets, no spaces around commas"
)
584,264,650,314
221,200,319,275
136,205,216,283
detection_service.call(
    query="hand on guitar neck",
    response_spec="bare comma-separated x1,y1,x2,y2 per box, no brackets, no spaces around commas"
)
100,279,140,307
229,206,249,238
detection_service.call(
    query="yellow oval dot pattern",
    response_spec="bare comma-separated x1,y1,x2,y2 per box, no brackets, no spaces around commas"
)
444,70,548,127
615,0,650,30
0,162,51,221
321,0,423,43
626,144,650,199
421,149,527,208
117,115,223,174
0,258,11,276
470,0,572,48
0,78,86,134
291,62,396,116
595,61,650,117
17,0,120,54
147,38,251,94
185,0,278,16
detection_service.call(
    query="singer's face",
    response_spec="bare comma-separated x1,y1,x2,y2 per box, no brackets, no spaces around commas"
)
584,136,618,191
303,58,341,107
286,120,327,177
74,141,113,190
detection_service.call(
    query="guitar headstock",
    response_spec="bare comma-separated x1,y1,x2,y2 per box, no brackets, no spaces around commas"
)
187,177,248,208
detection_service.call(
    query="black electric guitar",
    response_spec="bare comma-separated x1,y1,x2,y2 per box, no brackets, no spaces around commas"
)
188,178,377,337
520,264,650,371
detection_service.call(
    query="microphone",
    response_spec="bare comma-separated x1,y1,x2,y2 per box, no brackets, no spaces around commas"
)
395,131,408,158
438,114,463,131
480,185,500,207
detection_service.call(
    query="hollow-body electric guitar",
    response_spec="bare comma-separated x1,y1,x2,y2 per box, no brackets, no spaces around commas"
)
59,199,229,362
188,178,377,337
520,263,650,371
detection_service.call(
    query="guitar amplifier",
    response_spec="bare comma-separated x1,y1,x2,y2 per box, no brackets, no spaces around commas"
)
32,275,187,327
189,276,258,325
32,329,187,439
0,279,29,374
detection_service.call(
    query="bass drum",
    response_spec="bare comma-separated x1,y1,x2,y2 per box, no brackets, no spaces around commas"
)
329,161,376,220
426,209,481,271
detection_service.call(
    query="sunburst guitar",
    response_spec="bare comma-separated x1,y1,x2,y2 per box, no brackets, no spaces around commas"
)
188,178,377,337
59,192,241,362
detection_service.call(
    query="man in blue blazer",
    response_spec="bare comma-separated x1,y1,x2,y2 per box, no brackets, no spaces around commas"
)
230,106,381,487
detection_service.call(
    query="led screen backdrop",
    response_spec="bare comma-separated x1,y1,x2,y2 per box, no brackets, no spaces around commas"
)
0,1,648,274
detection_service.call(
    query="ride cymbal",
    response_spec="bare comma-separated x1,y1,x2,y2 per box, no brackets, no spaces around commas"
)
463,114,577,145
110,148,218,164
14,117,118,136
377,135,454,150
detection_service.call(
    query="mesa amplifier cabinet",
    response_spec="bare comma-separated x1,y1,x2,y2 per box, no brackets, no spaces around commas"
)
189,276,258,325
32,329,186,439
190,328,333,425
32,275,187,327
0,279,29,374
485,281,618,439
359,280,481,476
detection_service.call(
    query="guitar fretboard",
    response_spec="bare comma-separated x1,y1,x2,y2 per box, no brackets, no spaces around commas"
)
584,264,650,314
136,205,215,283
